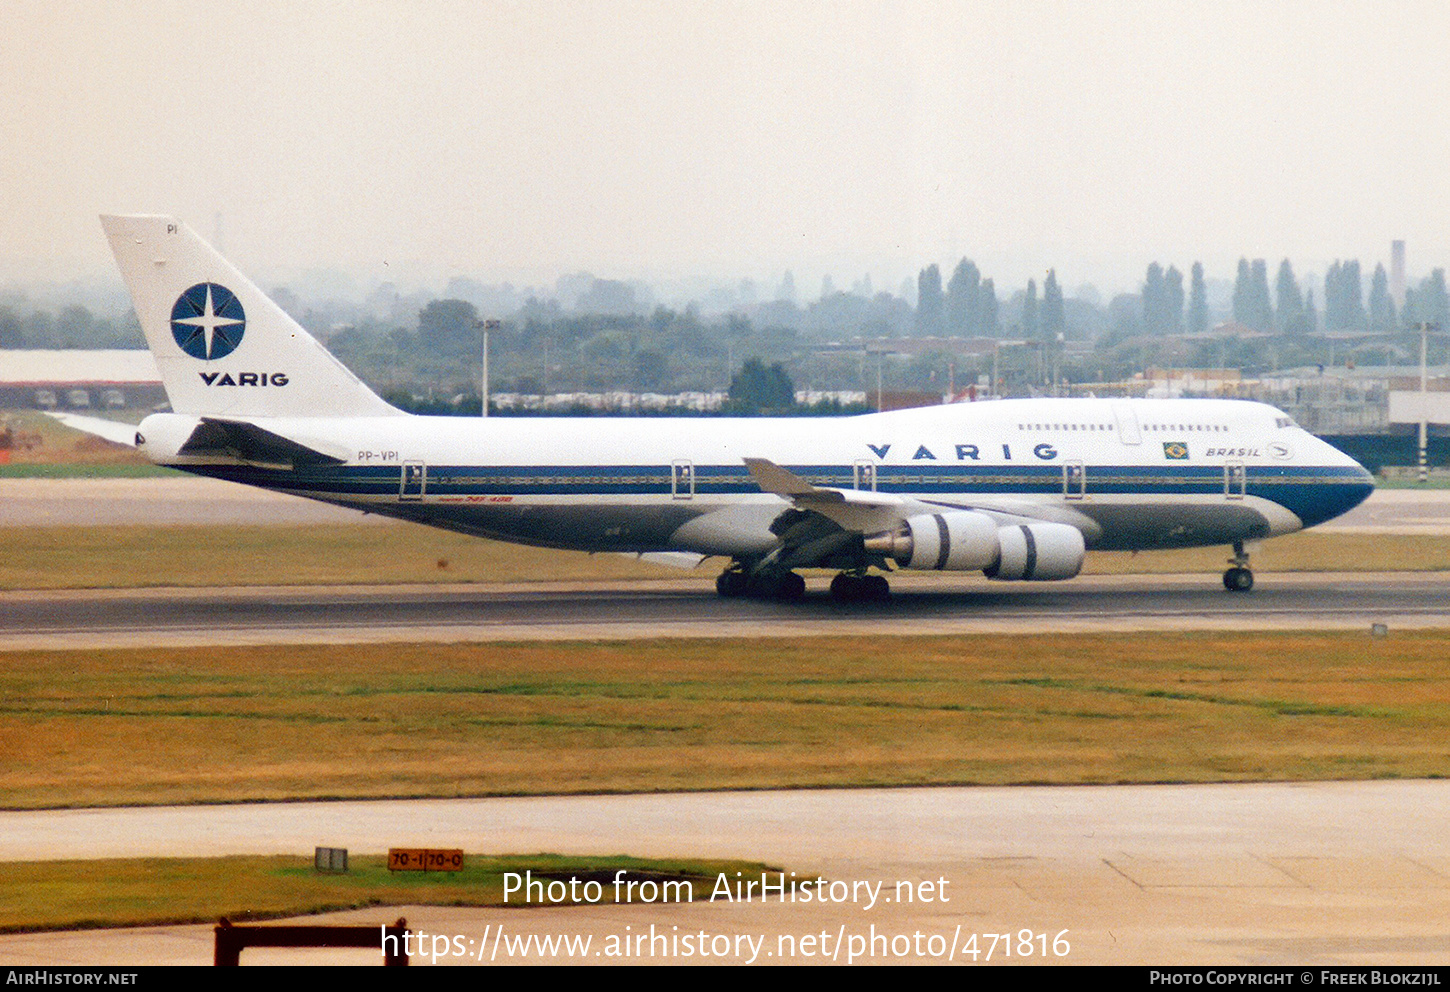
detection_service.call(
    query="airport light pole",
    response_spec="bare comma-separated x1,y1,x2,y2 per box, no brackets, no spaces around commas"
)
1417,321,1441,483
481,319,500,417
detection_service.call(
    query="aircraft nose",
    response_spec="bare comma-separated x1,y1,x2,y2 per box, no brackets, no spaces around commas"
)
1298,466,1374,528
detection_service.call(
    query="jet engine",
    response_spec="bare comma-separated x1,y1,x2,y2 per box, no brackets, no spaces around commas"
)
864,514,1086,580
862,511,1000,571
985,522,1086,581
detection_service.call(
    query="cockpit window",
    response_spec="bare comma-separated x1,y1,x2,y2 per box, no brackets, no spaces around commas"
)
1274,416,1296,429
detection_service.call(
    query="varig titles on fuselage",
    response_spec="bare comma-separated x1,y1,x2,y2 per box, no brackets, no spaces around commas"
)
198,371,290,387
860,440,1236,462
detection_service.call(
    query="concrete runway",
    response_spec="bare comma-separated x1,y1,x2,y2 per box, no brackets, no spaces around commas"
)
3,782,1450,965
2,571,1447,649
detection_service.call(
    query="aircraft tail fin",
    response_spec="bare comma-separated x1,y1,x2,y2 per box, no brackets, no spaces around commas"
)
100,215,400,419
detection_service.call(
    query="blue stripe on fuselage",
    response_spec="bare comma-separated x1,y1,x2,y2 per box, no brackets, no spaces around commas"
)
183,461,1374,527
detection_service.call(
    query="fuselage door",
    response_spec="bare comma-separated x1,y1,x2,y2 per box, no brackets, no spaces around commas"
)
671,459,695,500
1225,460,1246,500
400,460,426,501
1112,402,1142,445
853,459,877,492
1063,459,1087,500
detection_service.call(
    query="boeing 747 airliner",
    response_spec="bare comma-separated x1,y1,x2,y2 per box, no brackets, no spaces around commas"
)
84,215,1373,601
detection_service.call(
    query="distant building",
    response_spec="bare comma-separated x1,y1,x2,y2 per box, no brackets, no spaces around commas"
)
1141,368,1244,398
866,389,947,412
0,350,165,410
1193,320,1269,340
1259,364,1450,434
487,389,869,413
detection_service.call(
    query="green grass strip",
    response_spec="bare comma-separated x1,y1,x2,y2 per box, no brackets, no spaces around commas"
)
0,854,778,933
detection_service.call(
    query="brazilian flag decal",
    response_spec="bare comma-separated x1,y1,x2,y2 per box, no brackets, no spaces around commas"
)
1163,441,1189,460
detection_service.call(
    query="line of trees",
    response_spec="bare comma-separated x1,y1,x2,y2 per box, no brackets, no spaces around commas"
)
1127,257,1449,338
0,305,143,349
915,259,999,337
6,249,1450,405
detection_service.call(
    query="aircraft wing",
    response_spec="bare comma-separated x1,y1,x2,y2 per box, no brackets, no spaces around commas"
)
743,457,908,534
741,457,911,571
741,457,1100,571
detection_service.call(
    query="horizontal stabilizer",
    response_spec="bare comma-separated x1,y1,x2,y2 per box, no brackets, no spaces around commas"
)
45,412,140,447
177,418,346,469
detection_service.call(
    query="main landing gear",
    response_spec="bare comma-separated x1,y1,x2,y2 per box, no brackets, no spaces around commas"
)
715,566,805,602
715,568,749,598
1223,541,1254,592
829,571,891,603
715,564,892,603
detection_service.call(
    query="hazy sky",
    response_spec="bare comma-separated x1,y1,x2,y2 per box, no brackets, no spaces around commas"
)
3,0,1448,296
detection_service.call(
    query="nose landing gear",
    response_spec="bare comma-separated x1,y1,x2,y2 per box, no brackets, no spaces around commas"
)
1223,541,1254,592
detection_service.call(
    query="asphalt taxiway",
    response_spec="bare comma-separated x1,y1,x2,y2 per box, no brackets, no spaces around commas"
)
3,781,1450,965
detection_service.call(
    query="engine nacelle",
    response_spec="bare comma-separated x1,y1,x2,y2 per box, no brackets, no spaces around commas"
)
986,522,1086,581
863,511,1000,571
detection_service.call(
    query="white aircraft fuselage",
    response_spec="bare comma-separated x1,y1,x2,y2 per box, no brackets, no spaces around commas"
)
97,215,1373,600
135,397,1370,557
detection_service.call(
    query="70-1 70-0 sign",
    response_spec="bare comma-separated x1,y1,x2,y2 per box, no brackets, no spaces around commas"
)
387,848,464,872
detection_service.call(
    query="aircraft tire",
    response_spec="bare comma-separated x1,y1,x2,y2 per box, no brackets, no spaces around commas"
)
745,571,800,601
776,571,806,602
830,573,859,602
1223,567,1254,592
830,573,891,603
716,570,748,598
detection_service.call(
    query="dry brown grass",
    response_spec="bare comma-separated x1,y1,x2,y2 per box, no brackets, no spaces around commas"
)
2,632,1447,810
1,411,147,466
0,524,683,589
1,525,1447,591
1082,533,1450,574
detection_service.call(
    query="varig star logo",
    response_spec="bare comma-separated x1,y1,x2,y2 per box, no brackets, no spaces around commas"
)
1163,441,1189,460
171,283,245,360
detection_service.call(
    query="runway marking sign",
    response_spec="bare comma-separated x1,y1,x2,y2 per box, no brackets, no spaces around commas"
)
388,848,464,872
